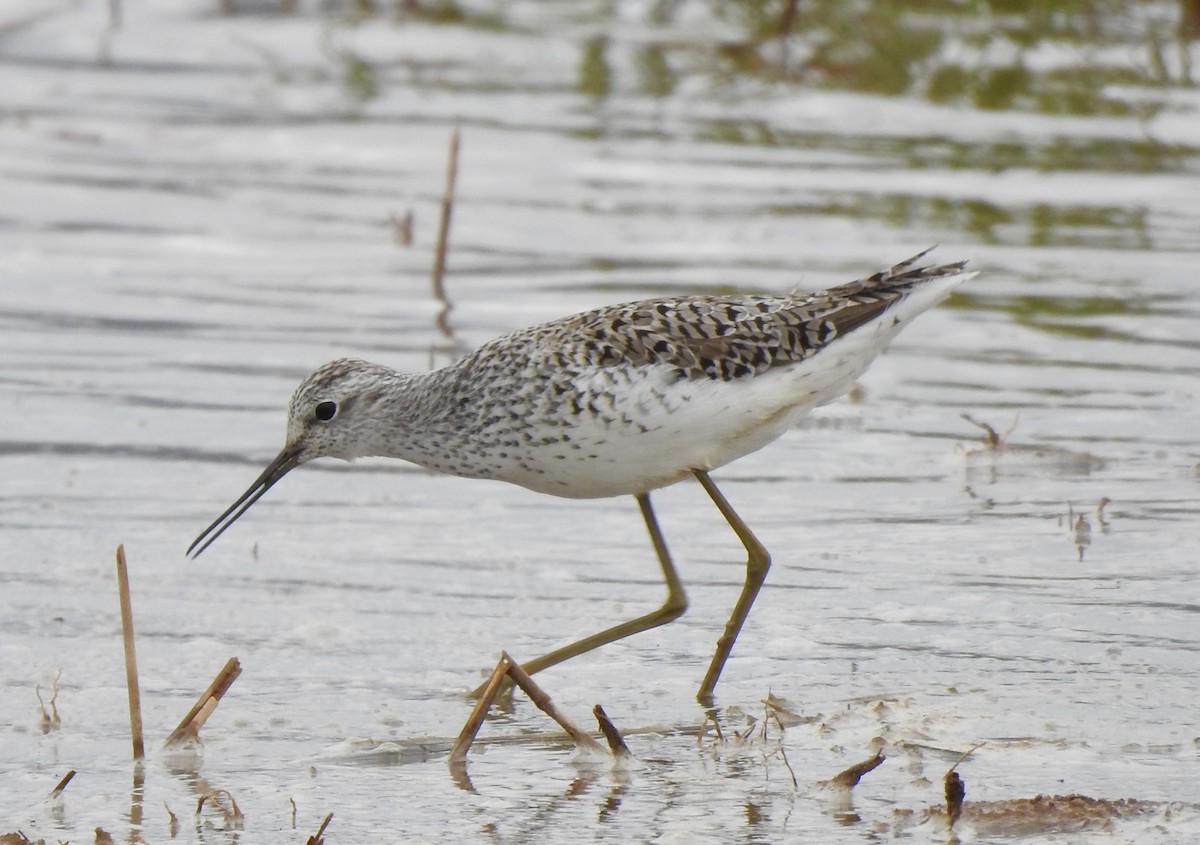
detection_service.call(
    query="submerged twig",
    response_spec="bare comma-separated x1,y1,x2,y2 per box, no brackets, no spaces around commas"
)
449,651,603,767
945,770,966,827
947,741,985,775
195,790,243,831
164,657,242,746
1071,508,1091,561
115,545,145,760
829,750,885,788
36,669,62,733
593,705,631,758
390,210,413,245
696,712,725,744
960,413,1105,471
944,740,983,826
961,412,1019,450
430,128,460,341
449,653,511,765
777,746,799,789
306,812,333,845
504,656,603,752
47,770,75,800
762,690,809,728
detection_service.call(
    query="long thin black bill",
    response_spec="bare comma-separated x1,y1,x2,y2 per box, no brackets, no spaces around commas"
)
188,446,303,559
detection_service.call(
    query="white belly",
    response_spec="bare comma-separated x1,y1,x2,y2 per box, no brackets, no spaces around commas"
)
489,329,881,498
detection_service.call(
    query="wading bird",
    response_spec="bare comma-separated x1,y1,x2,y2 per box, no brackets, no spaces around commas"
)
189,249,973,703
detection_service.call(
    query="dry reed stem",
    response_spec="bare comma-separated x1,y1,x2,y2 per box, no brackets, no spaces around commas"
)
115,545,144,761
592,705,631,757
164,657,242,746
129,764,145,837
449,652,603,766
696,712,724,744
947,741,985,775
47,770,75,799
945,770,966,827
504,656,602,753
761,691,806,727
36,670,62,734
430,128,460,339
961,412,1014,449
776,746,799,789
306,812,333,845
830,749,885,788
390,210,413,245
943,740,983,826
195,790,243,831
448,653,511,764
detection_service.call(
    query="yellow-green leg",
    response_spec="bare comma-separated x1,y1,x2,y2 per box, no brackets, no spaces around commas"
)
694,469,771,706
470,493,687,697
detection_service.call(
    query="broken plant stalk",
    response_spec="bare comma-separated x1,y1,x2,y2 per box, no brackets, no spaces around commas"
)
593,705,630,757
164,657,242,746
449,651,603,765
115,544,145,760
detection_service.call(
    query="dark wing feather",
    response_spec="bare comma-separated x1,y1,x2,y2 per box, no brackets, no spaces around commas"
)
558,250,965,382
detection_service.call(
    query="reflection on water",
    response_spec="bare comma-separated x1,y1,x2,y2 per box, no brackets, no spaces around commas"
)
310,1,1198,120
699,119,1194,174
765,191,1152,249
1,0,1199,842
701,0,1189,116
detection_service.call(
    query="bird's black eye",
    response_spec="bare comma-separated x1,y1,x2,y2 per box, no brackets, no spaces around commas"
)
314,401,338,422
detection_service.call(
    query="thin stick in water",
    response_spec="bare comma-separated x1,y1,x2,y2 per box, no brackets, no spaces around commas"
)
829,749,885,788
504,656,603,753
164,657,242,746
448,651,603,767
943,741,983,828
945,770,966,827
196,789,243,830
36,669,62,733
48,770,76,799
430,128,460,339
592,705,630,757
115,544,145,760
448,652,511,764
306,812,334,845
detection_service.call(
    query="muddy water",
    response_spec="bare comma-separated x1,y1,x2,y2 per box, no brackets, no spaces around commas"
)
2,1,1198,842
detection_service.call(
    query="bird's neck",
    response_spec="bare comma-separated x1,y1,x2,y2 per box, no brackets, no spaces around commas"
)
367,365,484,479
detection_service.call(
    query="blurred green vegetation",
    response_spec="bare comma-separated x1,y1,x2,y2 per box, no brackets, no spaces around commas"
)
764,192,1151,250
700,118,1191,174
230,0,1194,250
707,0,1194,116
952,290,1157,341
281,1,1193,115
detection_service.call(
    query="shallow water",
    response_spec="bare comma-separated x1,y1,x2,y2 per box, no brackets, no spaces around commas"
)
2,1,1199,842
